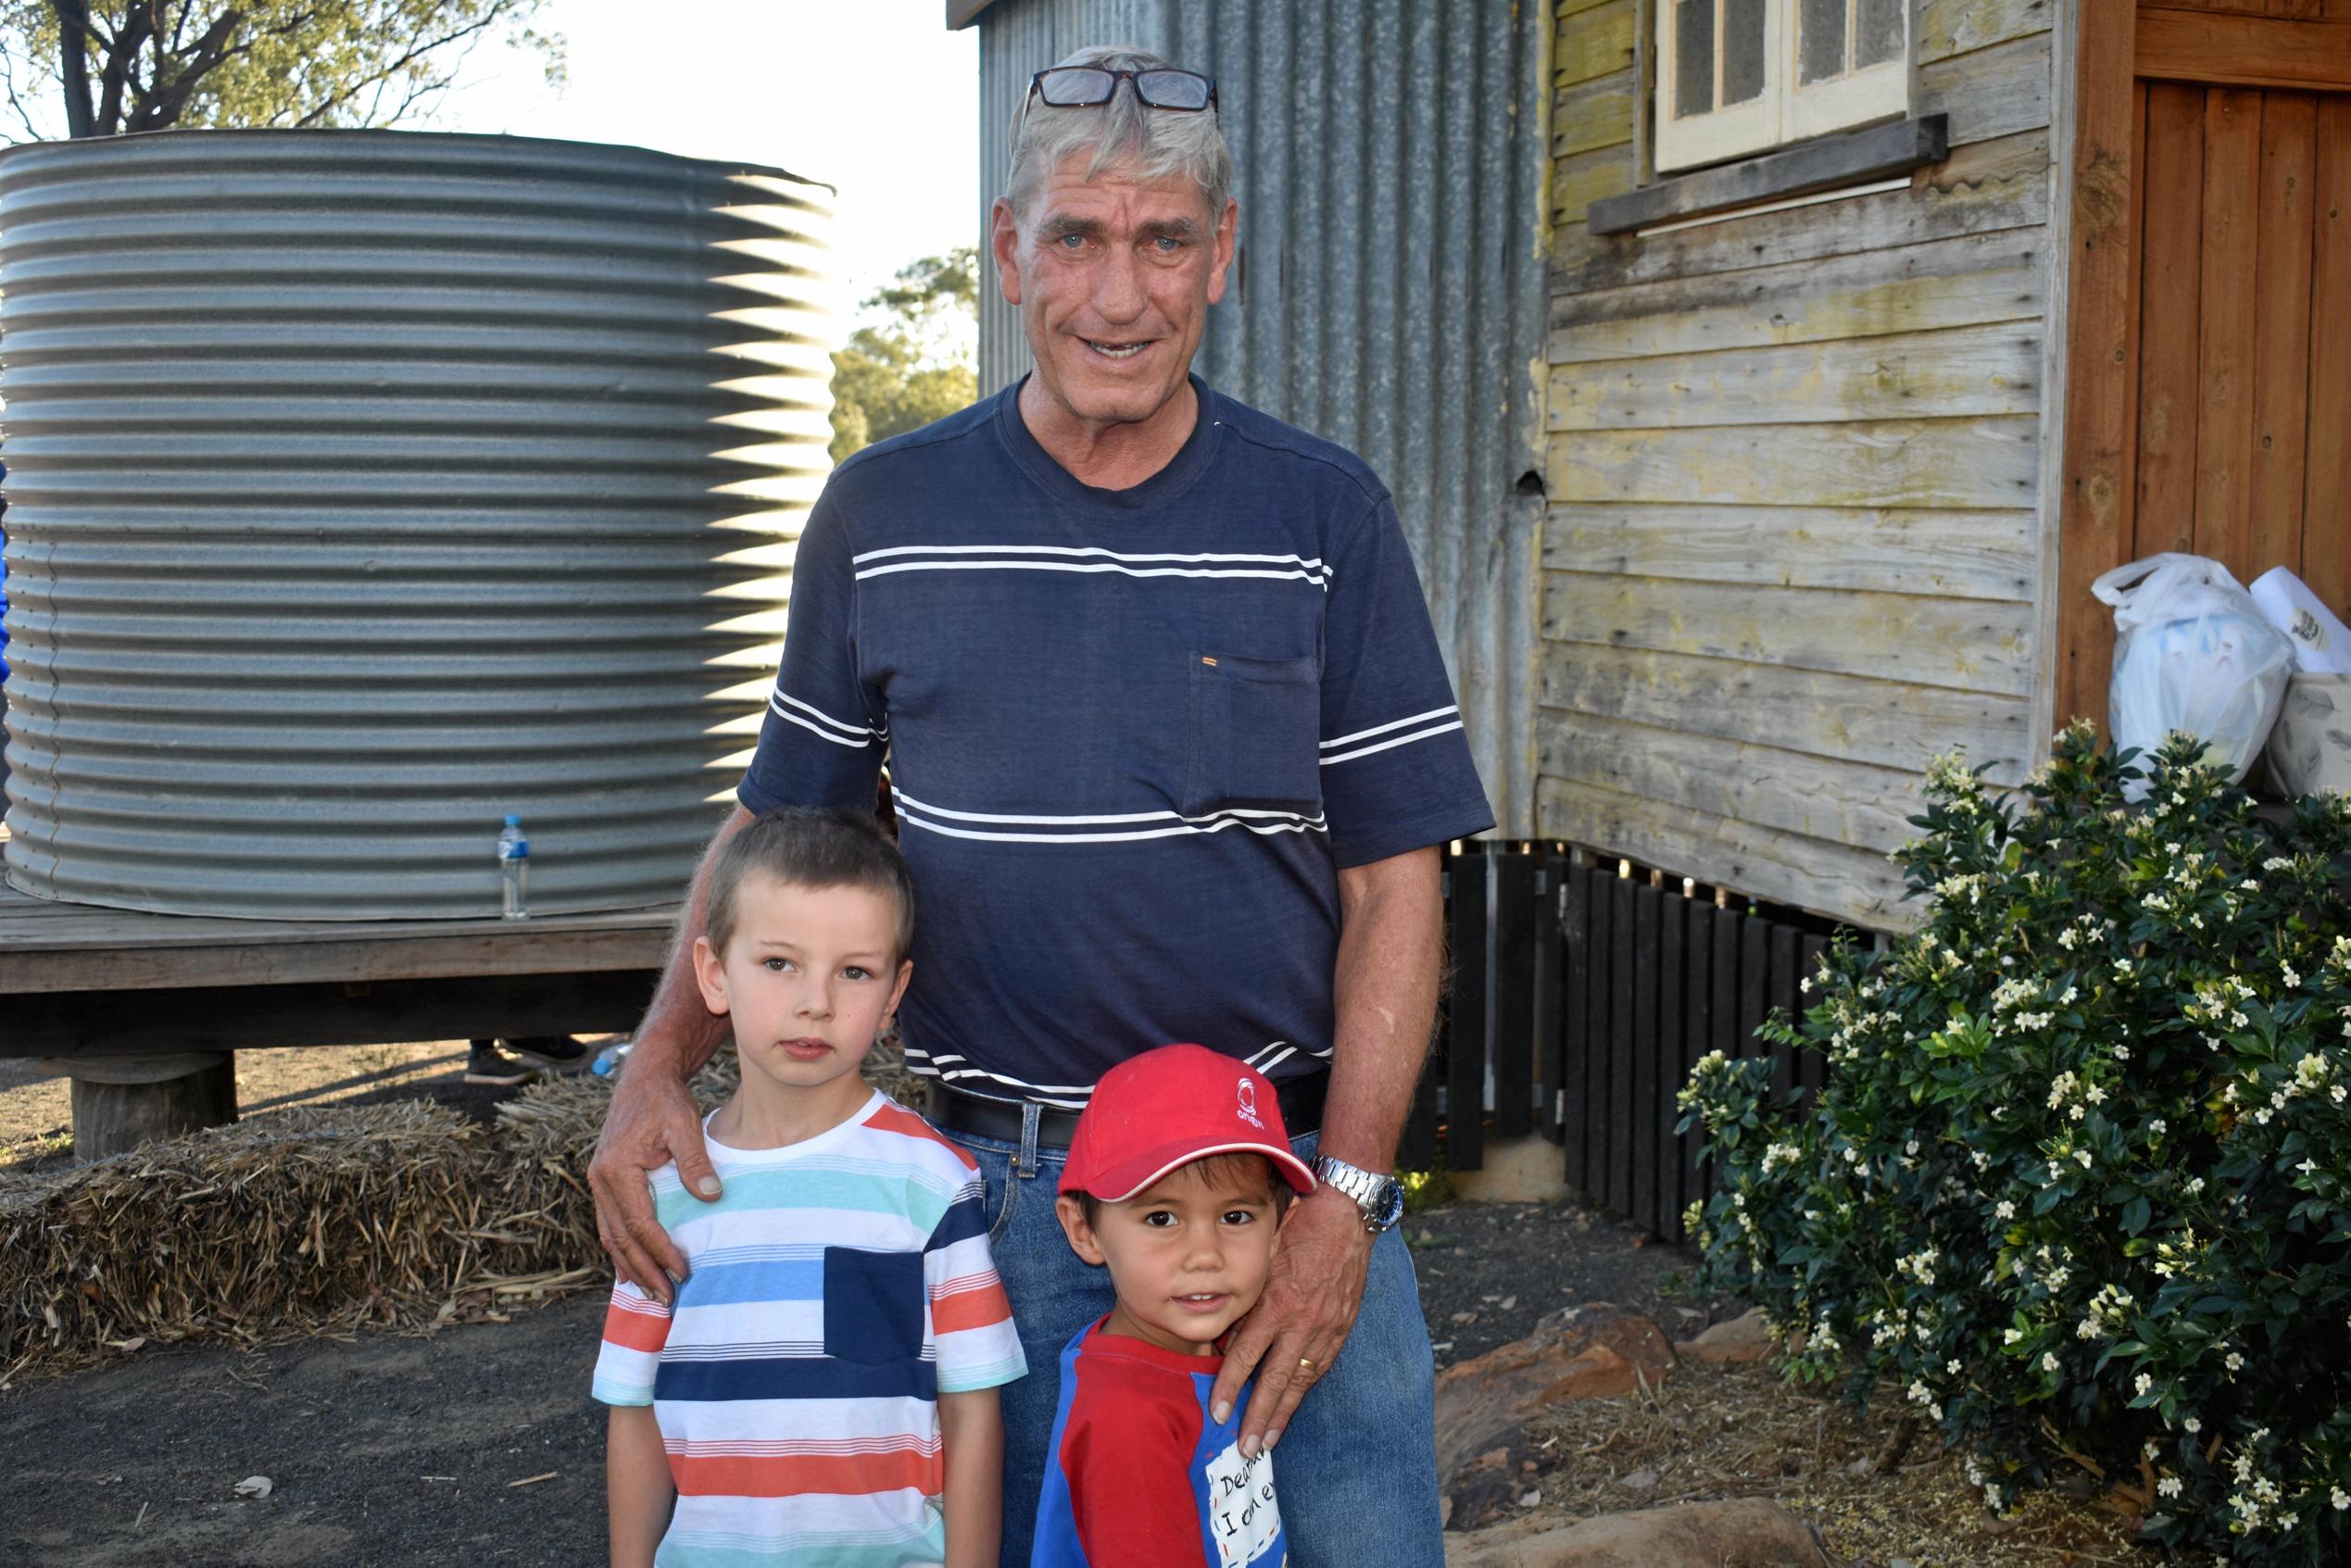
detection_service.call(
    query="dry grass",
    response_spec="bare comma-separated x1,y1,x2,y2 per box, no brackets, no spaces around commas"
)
0,1045,924,1386
1517,1359,2176,1567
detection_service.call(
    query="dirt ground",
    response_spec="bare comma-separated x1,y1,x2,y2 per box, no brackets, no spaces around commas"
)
0,1200,1705,1568
0,1038,1713,1568
1,1055,2156,1566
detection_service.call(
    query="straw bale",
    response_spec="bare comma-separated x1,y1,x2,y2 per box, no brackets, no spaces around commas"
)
0,1045,917,1383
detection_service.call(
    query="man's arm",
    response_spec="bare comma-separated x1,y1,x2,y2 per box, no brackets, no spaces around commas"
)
1210,844,1443,1453
587,803,754,1301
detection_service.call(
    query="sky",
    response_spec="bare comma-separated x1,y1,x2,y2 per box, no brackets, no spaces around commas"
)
437,0,980,325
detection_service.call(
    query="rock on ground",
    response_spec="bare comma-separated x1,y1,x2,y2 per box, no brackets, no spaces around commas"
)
1445,1499,1844,1568
1676,1307,1781,1365
1434,1303,1678,1529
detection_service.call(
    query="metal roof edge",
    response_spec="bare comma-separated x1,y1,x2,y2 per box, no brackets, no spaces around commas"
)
946,0,996,30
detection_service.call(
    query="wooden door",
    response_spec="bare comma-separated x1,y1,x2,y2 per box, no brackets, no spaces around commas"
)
2055,3,2351,734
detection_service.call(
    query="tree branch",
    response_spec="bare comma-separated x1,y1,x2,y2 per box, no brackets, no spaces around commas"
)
48,0,93,136
290,6,502,129
0,44,48,141
94,0,154,134
125,4,238,132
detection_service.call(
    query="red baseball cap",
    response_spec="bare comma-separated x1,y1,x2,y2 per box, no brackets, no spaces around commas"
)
1060,1044,1318,1202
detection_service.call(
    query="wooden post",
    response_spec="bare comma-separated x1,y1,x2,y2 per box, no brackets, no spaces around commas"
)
51,1051,239,1160
2053,1,2143,737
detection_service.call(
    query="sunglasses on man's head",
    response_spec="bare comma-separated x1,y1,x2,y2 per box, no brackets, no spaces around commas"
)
1025,66,1218,115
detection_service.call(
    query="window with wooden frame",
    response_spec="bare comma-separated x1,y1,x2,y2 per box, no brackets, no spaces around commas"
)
1655,0,1910,173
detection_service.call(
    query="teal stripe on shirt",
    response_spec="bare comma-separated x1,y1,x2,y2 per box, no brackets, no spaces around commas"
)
657,1520,945,1568
654,1167,954,1236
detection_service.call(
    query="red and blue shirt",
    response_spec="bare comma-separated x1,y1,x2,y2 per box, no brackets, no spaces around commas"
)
1030,1319,1287,1568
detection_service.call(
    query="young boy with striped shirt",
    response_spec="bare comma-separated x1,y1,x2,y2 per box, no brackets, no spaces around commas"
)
595,809,1025,1568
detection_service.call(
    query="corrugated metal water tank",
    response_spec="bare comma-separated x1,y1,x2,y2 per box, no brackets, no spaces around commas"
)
0,131,834,918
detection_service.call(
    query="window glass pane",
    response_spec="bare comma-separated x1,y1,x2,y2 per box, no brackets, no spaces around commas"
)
1674,0,1715,118
1857,0,1904,68
1722,0,1766,105
1799,0,1846,83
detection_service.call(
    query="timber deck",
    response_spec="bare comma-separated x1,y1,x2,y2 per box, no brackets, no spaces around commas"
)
0,881,678,997
0,878,678,1059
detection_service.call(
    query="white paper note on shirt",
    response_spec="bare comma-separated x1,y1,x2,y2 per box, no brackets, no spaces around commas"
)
1204,1442,1283,1568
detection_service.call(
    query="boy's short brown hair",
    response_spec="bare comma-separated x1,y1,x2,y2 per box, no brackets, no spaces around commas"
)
705,808,915,960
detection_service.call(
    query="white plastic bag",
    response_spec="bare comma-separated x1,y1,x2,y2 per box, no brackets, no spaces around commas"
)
2092,553,2296,798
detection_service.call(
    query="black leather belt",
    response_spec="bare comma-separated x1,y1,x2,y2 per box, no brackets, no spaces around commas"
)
922,1068,1327,1150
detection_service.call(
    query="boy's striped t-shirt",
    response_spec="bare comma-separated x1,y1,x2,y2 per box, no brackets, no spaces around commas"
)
592,1092,1025,1567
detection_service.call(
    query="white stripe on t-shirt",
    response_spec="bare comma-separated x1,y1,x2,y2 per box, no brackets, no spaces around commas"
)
855,558,1329,589
1322,705,1458,752
852,544,1328,573
889,788,1325,844
1319,720,1465,767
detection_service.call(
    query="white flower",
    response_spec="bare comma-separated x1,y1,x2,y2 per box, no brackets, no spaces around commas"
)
1946,1359,1961,1375
2334,1487,2350,1512
2042,1351,2060,1373
2003,1327,2023,1346
2074,1148,2093,1169
2225,1351,2244,1373
2135,1373,2154,1397
1994,1200,2016,1221
2184,1416,2203,1434
2114,1043,2131,1061
2185,1176,2206,1196
2150,1118,2168,1135
2159,1476,2183,1498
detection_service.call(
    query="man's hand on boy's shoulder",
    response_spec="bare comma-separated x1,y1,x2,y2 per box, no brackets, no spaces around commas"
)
1211,1185,1376,1459
589,1037,723,1305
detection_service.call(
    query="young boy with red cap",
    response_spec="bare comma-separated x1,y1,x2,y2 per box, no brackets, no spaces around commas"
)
1030,1043,1319,1567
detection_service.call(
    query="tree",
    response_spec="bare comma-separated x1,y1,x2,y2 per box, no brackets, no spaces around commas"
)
4,0,561,141
829,247,979,465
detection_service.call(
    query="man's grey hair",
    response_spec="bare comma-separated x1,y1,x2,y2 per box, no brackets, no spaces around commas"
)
1003,44,1234,225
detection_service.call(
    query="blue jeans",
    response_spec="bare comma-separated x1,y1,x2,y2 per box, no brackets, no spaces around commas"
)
949,1115,1445,1568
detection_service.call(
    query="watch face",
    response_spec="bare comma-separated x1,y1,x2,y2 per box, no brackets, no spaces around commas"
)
1370,1179,1405,1232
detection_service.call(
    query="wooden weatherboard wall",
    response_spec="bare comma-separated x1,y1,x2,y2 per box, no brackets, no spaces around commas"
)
1540,0,2060,930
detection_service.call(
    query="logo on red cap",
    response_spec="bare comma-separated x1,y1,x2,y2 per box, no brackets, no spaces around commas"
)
1058,1044,1318,1202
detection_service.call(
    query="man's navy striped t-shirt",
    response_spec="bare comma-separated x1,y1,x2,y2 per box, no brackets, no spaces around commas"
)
737,377,1495,1107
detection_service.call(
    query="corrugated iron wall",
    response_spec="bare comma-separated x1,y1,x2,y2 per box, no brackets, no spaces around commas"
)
0,131,835,919
974,0,1549,834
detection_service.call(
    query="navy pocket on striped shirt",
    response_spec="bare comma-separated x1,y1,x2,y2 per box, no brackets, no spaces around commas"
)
1184,653,1322,817
821,1247,924,1365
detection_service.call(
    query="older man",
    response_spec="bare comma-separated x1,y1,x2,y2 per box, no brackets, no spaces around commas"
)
589,44,1490,1565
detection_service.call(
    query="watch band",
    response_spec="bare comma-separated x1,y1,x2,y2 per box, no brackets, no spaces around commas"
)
1313,1154,1405,1234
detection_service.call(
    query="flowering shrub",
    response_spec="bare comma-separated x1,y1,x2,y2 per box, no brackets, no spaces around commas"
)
1679,726,2351,1560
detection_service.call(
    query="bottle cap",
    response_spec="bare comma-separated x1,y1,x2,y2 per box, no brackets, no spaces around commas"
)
504,815,522,826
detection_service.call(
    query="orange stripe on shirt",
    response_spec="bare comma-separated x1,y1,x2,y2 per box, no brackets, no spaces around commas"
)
669,1444,941,1499
601,1297,671,1353
931,1279,1013,1336
865,1100,979,1170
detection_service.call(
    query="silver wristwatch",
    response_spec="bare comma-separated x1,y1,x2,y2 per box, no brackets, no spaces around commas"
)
1312,1155,1406,1234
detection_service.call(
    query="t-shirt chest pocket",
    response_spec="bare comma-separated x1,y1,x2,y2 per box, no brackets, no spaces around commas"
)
1183,653,1323,817
822,1247,924,1365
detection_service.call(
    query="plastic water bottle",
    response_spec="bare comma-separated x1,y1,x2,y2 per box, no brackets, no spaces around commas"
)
497,814,529,920
591,1040,634,1079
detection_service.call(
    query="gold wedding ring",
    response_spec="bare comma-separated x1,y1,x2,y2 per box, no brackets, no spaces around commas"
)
1298,1357,1317,1373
